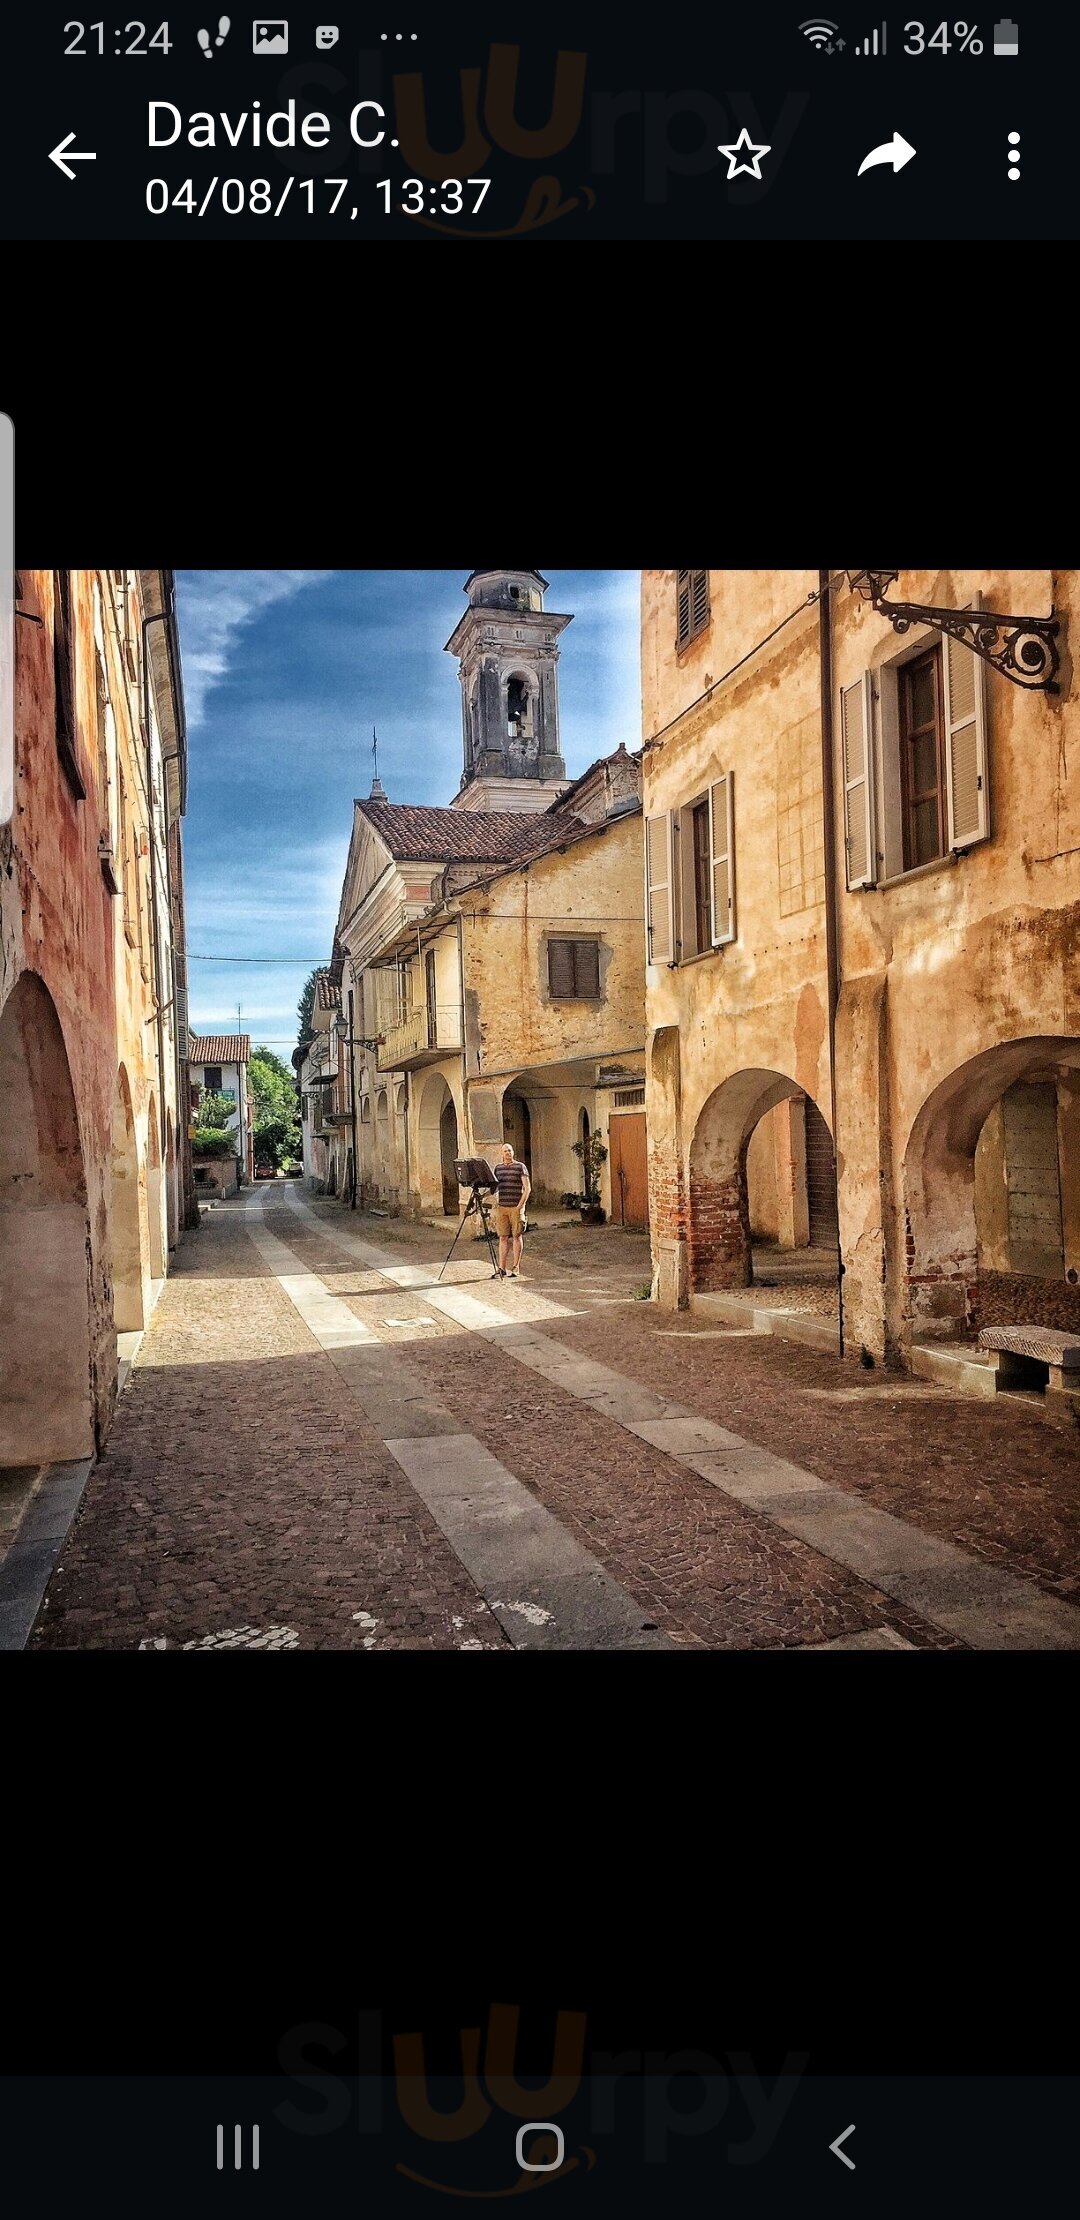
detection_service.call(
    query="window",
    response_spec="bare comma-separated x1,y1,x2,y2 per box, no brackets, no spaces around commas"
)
548,938,601,998
53,570,86,799
204,1065,223,1093
899,650,946,868
691,799,711,953
841,625,988,889
652,774,735,961
301,1095,308,1123
645,812,674,962
614,1087,646,1108
119,772,137,946
676,570,710,650
507,676,533,739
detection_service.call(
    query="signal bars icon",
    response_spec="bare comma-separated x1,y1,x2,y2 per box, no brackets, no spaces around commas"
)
217,2125,260,2171
799,16,840,44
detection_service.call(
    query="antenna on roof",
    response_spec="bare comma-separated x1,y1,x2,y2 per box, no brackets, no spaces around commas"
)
369,724,387,801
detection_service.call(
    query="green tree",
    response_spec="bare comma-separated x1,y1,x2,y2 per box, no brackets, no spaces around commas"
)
250,1045,301,1170
297,969,320,1060
198,1090,237,1132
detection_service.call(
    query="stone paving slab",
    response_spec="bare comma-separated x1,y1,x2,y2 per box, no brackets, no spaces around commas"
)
629,1415,746,1455
0,1460,93,1649
801,1627,916,1651
385,1433,674,1652
682,1449,832,1502
282,1196,1080,1653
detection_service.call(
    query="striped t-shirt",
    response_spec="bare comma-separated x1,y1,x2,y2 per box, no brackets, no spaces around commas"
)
494,1159,526,1208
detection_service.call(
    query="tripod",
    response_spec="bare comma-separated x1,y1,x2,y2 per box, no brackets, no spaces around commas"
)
437,1182,501,1283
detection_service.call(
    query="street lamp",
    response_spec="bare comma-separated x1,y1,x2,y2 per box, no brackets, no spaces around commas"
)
846,570,1060,691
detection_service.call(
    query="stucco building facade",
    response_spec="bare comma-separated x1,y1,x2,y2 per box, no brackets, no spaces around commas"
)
318,571,647,1227
642,568,1078,1368
1,569,189,1468
189,1032,254,1193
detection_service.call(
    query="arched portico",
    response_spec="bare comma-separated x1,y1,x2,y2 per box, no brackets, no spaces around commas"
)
0,973,94,1463
417,1070,460,1216
902,1035,1080,1343
111,1064,145,1332
689,1067,837,1291
147,1095,165,1280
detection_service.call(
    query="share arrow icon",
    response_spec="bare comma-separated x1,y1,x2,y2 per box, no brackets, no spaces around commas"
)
857,132,916,175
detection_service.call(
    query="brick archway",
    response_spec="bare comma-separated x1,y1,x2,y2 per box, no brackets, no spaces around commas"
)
902,1035,1080,1344
689,1067,833,1292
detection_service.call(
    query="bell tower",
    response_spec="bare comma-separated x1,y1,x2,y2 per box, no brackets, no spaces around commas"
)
445,569,572,813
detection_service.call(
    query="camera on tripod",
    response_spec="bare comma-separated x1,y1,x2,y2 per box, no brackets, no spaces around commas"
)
437,1159,500,1282
455,1157,497,1201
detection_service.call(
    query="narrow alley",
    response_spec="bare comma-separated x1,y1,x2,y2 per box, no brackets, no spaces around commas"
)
22,1190,1080,1652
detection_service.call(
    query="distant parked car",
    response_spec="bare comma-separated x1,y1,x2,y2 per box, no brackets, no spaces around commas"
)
255,1161,276,1180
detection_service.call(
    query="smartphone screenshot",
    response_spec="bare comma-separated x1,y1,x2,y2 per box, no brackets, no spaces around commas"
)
0,6,1067,236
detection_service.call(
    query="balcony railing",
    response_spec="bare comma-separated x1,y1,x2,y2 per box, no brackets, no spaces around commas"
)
377,1003,463,1071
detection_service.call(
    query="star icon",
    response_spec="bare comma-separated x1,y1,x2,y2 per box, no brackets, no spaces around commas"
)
717,126,772,180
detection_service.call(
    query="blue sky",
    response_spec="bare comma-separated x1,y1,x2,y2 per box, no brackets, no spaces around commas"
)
176,571,641,1057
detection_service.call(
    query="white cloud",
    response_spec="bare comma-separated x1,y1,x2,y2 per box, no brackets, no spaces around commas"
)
177,571,335,727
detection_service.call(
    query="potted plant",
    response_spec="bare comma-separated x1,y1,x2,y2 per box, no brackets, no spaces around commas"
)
571,1130,608,1224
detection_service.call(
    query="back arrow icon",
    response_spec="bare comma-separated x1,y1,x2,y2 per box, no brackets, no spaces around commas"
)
829,2125,857,2170
49,131,97,180
857,132,915,176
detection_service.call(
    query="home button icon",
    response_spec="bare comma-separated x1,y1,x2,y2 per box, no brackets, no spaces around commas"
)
516,2124,565,2173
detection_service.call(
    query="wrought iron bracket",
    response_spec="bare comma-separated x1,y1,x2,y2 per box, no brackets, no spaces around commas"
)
868,586,1060,692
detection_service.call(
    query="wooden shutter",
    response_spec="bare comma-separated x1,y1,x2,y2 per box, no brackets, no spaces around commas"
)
840,672,875,888
676,572,691,647
645,811,674,964
691,570,710,635
709,772,735,945
53,570,86,799
576,939,600,996
943,627,989,849
548,939,576,997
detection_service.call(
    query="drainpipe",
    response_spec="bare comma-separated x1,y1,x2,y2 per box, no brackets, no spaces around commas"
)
456,910,468,1148
348,985,358,1208
818,570,845,1358
402,1070,411,1213
141,608,169,1180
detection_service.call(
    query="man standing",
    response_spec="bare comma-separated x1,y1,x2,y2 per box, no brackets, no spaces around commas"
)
493,1142,531,1279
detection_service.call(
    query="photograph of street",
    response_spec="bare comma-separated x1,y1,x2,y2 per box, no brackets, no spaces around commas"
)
2,567,1077,1650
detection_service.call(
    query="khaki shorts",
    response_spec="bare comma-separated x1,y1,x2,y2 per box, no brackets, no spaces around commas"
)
496,1205,523,1238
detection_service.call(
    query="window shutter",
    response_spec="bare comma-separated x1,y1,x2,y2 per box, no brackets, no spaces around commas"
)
943,626,989,849
709,772,735,945
548,939,576,997
645,811,674,964
576,940,600,997
840,672,875,888
691,570,710,634
676,572,691,647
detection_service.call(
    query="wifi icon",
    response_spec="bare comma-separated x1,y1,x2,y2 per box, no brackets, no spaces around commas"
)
800,17,840,45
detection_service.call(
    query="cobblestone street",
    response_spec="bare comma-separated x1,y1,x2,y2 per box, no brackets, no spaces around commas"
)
29,1190,1080,1652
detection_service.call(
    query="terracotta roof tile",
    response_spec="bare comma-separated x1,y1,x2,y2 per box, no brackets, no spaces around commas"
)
356,799,587,865
189,1035,251,1065
315,973,342,1010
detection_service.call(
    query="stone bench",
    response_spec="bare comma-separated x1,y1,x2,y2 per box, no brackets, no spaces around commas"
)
977,1325,1080,1395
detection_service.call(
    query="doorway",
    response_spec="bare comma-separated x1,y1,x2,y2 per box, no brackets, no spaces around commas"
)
440,1096,460,1214
609,1112,649,1227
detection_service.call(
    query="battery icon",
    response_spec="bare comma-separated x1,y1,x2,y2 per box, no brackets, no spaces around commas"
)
993,18,1019,52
